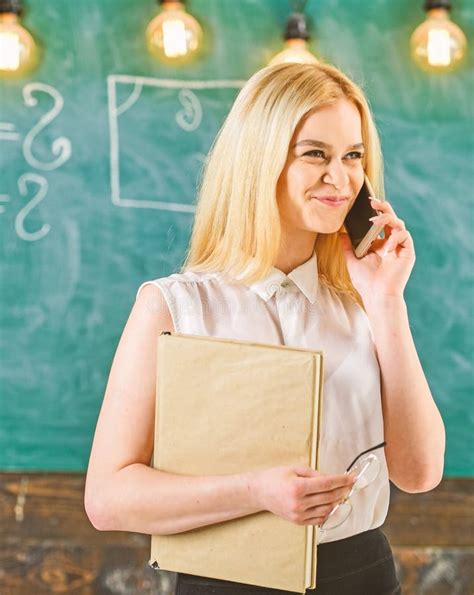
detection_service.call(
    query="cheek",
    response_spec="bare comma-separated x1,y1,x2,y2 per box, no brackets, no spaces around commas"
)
353,165,365,183
285,163,316,195
349,168,365,196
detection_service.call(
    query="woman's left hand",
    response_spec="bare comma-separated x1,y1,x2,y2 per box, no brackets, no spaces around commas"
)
339,197,416,302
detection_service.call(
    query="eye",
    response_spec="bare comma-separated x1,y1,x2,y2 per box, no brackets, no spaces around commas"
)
301,150,365,160
302,150,325,158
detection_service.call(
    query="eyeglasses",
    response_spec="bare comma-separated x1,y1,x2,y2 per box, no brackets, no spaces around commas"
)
317,441,386,544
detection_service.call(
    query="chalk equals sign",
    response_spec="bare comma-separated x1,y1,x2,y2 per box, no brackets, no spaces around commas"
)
0,122,20,213
0,194,10,213
0,122,20,212
0,121,20,141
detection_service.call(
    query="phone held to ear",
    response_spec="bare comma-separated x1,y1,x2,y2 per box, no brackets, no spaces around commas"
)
343,174,385,259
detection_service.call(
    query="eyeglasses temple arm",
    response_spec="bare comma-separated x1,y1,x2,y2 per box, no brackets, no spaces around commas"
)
345,441,387,473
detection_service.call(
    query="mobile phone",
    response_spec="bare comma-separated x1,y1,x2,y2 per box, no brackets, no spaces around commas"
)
343,174,384,258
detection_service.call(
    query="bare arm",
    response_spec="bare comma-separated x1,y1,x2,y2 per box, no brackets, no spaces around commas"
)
100,464,262,535
364,295,445,493
84,283,263,535
84,283,354,535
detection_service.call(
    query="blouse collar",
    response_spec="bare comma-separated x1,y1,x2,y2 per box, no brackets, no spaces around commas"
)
242,250,319,304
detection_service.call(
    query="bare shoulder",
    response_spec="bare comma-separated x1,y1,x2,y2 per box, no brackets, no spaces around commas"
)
133,282,175,333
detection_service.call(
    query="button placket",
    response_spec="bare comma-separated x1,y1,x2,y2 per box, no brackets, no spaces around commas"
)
275,281,307,346
275,283,294,344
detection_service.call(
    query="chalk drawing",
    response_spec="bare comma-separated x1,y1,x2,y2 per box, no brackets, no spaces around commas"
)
0,194,10,214
176,89,202,132
0,121,20,142
115,81,143,117
22,83,72,171
107,75,245,212
0,84,70,239
15,173,51,241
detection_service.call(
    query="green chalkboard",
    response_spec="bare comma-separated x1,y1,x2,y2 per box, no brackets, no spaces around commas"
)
0,0,473,475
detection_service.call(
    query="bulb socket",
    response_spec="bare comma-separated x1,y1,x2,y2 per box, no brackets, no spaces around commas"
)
284,12,310,41
0,0,22,14
423,0,452,11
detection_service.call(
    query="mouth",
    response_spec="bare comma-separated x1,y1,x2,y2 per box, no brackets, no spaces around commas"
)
311,195,348,207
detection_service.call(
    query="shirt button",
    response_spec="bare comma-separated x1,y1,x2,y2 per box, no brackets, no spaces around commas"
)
281,280,290,288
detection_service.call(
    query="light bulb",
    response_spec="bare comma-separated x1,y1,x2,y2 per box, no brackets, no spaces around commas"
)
146,0,203,64
0,11,37,76
410,7,467,73
268,10,319,67
269,38,319,66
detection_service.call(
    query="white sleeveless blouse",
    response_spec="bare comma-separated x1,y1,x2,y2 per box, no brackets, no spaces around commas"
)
136,250,390,542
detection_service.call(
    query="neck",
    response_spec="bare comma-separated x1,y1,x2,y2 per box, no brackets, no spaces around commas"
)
274,229,317,274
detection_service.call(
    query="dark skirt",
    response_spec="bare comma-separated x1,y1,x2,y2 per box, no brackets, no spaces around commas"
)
175,527,401,595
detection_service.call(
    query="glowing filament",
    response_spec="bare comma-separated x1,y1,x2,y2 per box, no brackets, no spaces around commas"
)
162,19,187,58
427,28,451,66
0,31,20,70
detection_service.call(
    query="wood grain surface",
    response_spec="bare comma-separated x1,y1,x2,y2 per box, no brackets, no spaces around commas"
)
1,474,473,594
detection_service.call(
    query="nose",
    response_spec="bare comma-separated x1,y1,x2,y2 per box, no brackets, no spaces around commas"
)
322,158,350,191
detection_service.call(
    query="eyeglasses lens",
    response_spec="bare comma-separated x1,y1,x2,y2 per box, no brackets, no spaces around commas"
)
349,453,380,490
318,450,383,540
320,500,352,531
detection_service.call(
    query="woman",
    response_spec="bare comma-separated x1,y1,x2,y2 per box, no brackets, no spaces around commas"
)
84,62,445,594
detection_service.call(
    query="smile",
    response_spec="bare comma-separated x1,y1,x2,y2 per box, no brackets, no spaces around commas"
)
312,197,347,207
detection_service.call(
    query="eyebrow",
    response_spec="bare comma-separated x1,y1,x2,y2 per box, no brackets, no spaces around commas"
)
291,140,365,150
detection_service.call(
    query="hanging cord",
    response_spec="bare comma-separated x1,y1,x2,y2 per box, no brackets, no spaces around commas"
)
285,0,311,40
290,0,309,13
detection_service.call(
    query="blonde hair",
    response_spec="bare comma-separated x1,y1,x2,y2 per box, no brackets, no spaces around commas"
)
181,62,385,309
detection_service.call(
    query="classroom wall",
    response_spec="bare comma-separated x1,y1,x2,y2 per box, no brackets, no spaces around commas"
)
0,0,473,475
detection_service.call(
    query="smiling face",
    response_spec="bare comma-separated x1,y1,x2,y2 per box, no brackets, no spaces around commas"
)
276,98,365,236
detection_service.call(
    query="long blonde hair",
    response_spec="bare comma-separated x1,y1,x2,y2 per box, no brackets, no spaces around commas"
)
181,62,385,309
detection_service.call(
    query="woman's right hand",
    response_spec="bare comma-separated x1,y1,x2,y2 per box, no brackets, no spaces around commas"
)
251,464,356,526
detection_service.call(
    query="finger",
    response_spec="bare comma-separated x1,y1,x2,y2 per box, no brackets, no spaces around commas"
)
369,214,405,243
369,213,406,231
383,229,413,254
301,503,335,521
302,473,354,495
369,197,395,214
303,484,353,507
293,466,320,477
294,466,354,480
299,516,326,526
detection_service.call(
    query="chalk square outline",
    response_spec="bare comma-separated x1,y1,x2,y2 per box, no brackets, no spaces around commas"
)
107,75,246,213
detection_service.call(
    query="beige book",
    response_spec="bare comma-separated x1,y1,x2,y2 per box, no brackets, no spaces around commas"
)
149,332,324,593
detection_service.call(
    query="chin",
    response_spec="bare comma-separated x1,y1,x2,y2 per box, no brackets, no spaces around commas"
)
313,221,344,235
